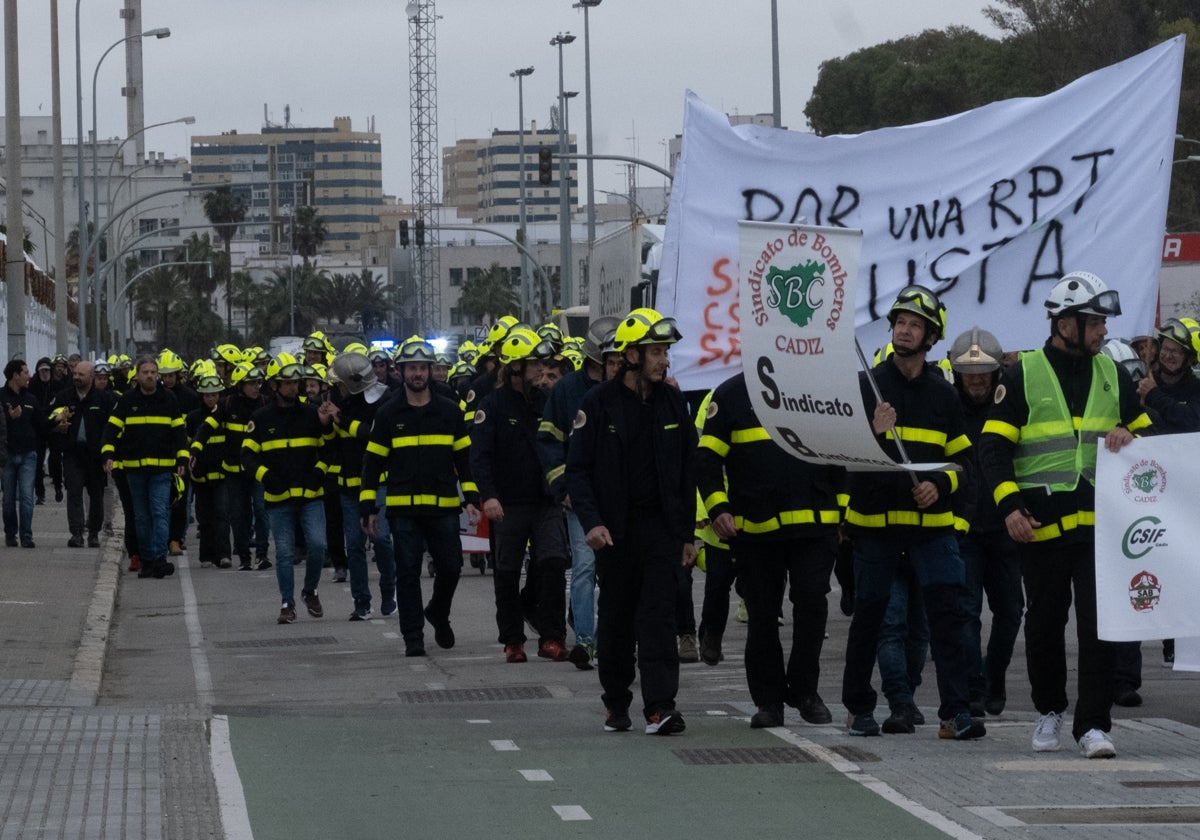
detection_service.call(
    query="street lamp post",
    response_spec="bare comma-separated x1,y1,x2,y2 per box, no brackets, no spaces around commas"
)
511,66,534,322
90,27,171,355
575,0,601,303
551,32,576,309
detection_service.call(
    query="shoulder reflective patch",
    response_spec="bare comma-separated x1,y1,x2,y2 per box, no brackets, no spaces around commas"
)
245,420,255,433
573,410,587,430
465,389,476,403
993,384,1006,405
474,409,487,425
705,400,719,420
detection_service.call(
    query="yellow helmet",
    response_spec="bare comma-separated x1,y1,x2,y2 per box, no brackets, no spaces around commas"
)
497,326,541,365
485,315,521,349
613,308,682,353
230,362,265,387
157,349,184,374
343,342,369,356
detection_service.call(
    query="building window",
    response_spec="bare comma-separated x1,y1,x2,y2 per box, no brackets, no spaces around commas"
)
138,218,159,235
450,306,463,327
466,267,481,283
449,268,463,287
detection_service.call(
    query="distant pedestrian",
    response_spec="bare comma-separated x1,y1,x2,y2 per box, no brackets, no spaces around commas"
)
47,360,116,548
2,359,46,548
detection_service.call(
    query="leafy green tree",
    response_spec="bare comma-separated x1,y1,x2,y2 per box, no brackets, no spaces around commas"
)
173,232,222,300
131,265,187,348
319,272,360,325
355,269,393,335
248,262,329,339
0,224,35,256
458,262,520,325
228,270,259,339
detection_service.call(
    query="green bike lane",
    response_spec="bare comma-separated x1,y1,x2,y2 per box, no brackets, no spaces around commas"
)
225,705,953,840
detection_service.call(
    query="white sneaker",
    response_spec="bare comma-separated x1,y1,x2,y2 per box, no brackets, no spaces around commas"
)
1032,712,1063,752
1079,728,1116,759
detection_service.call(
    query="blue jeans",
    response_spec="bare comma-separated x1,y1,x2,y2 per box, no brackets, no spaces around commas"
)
390,513,463,645
268,500,326,605
2,450,38,542
124,470,173,562
842,532,971,722
876,558,929,709
566,510,597,646
341,491,395,609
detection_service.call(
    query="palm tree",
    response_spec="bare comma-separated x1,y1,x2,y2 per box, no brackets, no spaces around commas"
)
202,186,247,338
228,271,258,339
291,205,328,262
248,262,330,339
458,262,520,325
173,232,221,300
319,272,360,326
354,269,392,335
131,265,186,347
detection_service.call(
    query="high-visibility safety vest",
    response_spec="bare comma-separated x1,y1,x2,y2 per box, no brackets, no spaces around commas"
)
1013,350,1119,493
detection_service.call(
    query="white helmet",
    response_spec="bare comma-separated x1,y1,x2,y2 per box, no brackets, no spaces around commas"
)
1101,338,1146,379
328,352,377,395
1044,271,1121,319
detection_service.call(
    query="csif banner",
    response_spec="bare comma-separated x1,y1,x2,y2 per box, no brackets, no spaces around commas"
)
658,37,1185,393
739,221,952,473
1095,434,1200,642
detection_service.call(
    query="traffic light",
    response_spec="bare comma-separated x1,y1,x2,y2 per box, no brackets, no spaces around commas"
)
399,219,409,247
415,219,425,248
538,146,554,186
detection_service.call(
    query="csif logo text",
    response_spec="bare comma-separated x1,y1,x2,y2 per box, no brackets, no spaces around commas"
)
1122,515,1167,560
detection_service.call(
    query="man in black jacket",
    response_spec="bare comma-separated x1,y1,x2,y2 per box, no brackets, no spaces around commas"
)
101,356,188,578
566,308,697,736
471,327,570,665
2,359,46,548
48,360,116,548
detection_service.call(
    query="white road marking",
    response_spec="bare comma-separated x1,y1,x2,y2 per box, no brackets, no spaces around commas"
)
210,715,253,839
0,600,42,605
552,805,591,821
992,759,1164,772
467,719,491,724
770,728,987,840
520,769,553,781
177,556,214,706
490,739,519,751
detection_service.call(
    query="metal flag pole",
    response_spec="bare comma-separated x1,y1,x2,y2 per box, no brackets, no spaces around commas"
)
854,338,919,487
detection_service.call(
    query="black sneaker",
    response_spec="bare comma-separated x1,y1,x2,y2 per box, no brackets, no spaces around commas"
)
302,591,323,618
405,640,426,657
380,599,397,617
645,710,686,736
239,559,253,571
568,643,595,671
847,712,881,736
939,712,986,740
87,534,101,548
254,557,273,571
68,536,85,548
1114,687,1143,707
984,693,1007,716
278,603,297,624
333,567,348,583
424,605,455,649
969,699,987,718
750,705,784,728
349,603,373,621
20,539,35,549
152,560,175,578
604,708,632,732
882,706,916,734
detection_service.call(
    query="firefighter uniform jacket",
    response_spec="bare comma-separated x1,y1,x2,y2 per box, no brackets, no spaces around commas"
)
359,390,477,517
187,405,224,484
978,340,1151,545
47,385,116,461
470,384,548,505
241,400,333,506
193,391,268,476
1142,367,1200,434
565,377,697,545
844,358,973,540
328,387,392,495
100,386,188,471
697,372,845,541
536,368,602,504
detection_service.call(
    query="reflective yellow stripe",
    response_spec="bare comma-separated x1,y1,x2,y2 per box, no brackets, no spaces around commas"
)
884,426,947,447
453,435,470,451
982,420,1020,442
1031,510,1095,541
360,488,377,503
845,508,956,529
538,420,564,442
946,470,959,494
391,434,454,447
702,490,729,512
264,487,324,503
226,422,249,432
698,435,730,458
546,464,566,485
944,434,970,457
123,415,178,427
735,509,841,534
243,439,261,453
261,436,320,451
348,419,362,437
1128,412,1152,433
107,417,125,430
460,481,478,494
383,494,461,508
254,466,268,482
730,427,771,444
993,480,1021,506
365,441,389,457
115,458,178,469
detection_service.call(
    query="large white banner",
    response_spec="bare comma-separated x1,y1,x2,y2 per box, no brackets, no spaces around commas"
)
659,38,1184,392
1095,435,1200,642
738,221,951,472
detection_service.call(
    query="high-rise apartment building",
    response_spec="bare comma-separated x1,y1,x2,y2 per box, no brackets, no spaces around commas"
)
190,117,383,256
442,127,576,225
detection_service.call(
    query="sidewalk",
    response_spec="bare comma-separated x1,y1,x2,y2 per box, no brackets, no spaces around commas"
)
0,495,199,840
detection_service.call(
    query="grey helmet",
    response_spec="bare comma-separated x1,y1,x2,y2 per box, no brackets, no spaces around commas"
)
583,316,621,365
328,352,377,395
948,327,1003,374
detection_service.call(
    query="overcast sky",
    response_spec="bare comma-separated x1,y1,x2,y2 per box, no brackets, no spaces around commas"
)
5,0,999,202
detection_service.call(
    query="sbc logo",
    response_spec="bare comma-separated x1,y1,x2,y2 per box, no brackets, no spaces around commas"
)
1122,516,1167,559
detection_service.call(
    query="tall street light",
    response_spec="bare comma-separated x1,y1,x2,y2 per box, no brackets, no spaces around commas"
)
511,66,534,322
574,0,601,302
90,26,171,354
551,32,576,308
